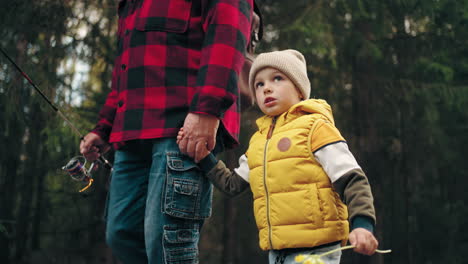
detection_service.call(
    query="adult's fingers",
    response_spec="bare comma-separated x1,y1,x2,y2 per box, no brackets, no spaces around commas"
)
181,113,219,152
80,141,96,158
206,134,216,152
80,138,90,154
80,133,108,162
186,137,197,159
81,147,99,161
178,136,188,154
84,152,100,162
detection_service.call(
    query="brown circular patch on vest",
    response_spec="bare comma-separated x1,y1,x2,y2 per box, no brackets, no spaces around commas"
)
277,137,291,152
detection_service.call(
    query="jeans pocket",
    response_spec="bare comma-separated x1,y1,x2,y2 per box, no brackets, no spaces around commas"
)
163,224,199,264
163,153,213,220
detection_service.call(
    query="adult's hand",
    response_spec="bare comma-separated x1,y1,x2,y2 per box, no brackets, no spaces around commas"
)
80,132,111,162
348,228,379,256
178,113,219,162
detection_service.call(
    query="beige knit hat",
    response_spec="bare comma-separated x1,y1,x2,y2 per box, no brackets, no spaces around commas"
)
249,49,311,100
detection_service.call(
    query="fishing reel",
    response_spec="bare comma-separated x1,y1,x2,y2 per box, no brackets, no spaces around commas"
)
62,156,97,192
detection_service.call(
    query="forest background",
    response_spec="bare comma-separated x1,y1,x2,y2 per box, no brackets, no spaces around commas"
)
1,0,467,263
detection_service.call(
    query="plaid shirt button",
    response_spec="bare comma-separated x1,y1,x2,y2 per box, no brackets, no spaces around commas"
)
118,100,124,107
121,64,126,70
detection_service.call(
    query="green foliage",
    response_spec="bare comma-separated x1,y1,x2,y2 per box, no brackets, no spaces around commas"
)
0,223,8,236
412,58,454,82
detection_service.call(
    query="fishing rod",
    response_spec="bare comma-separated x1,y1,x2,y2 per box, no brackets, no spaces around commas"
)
0,46,112,192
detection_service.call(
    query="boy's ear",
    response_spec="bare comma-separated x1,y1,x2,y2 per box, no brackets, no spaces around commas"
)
295,87,304,100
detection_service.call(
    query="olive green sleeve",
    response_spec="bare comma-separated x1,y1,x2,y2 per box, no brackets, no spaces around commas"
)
205,160,250,197
333,168,376,227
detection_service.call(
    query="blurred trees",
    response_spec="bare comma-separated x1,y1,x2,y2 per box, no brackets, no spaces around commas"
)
0,0,118,263
1,0,467,264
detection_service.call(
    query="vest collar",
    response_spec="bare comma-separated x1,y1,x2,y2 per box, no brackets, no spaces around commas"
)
255,99,335,133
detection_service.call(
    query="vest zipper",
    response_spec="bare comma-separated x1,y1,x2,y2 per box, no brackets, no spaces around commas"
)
264,117,276,249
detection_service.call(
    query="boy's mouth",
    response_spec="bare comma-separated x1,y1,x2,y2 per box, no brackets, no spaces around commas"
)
264,97,276,106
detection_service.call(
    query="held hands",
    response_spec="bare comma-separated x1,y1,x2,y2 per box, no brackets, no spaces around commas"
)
177,113,219,162
348,228,379,256
177,128,211,163
79,132,110,162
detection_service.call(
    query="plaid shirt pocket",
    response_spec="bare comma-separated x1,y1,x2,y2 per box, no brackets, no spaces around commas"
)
135,0,192,33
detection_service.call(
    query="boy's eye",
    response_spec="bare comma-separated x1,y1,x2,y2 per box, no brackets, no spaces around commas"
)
273,75,283,81
255,82,264,89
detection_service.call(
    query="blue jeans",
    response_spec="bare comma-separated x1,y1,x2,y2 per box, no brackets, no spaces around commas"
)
269,243,342,264
105,138,213,264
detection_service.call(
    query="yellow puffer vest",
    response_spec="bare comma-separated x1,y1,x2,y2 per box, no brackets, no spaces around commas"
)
246,99,349,250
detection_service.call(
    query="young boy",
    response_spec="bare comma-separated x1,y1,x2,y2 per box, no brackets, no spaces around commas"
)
178,49,378,264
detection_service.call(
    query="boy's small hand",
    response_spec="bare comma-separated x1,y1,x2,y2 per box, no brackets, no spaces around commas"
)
195,148,210,163
177,128,185,145
348,228,378,256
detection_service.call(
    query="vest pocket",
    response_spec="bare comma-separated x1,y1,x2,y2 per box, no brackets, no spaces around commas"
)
319,188,343,221
135,0,192,33
163,153,212,220
307,183,325,227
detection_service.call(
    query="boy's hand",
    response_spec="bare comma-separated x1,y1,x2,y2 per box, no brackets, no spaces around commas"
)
176,128,185,145
348,228,379,256
177,128,210,162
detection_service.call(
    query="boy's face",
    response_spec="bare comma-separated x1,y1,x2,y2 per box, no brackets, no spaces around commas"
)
254,67,303,116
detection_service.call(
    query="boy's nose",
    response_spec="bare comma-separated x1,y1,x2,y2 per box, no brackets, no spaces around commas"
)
263,82,272,94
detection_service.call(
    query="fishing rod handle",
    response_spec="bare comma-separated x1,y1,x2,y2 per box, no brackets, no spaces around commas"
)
98,156,113,170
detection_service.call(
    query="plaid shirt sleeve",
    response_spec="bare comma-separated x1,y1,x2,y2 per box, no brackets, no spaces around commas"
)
190,0,253,117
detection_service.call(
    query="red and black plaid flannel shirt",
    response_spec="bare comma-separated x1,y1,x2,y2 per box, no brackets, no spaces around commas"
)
92,0,253,149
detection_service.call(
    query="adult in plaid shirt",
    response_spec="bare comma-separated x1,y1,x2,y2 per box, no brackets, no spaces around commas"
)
79,0,254,263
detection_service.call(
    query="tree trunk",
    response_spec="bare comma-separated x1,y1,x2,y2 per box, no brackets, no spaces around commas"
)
346,21,391,264
31,133,49,251
14,101,46,262
0,39,28,264
0,145,21,264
